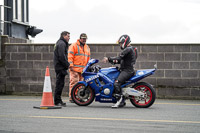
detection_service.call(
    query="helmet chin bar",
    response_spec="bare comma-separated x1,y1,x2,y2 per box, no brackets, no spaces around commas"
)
120,43,124,50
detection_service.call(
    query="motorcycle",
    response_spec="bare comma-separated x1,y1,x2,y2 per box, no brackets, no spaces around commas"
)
71,59,157,108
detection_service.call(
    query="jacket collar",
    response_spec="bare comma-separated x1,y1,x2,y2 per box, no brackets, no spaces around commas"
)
77,39,86,46
60,36,68,45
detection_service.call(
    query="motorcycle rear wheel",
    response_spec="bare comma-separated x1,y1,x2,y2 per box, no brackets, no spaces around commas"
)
71,83,95,106
130,82,156,108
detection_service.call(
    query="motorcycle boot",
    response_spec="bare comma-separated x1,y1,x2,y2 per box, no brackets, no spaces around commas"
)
112,81,122,99
112,95,126,108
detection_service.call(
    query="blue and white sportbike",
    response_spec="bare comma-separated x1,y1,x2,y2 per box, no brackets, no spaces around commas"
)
71,59,156,108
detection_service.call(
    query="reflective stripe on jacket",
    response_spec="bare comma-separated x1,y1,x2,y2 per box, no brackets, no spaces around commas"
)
68,39,90,73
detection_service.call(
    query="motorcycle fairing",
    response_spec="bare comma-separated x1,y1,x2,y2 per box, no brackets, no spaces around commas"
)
81,69,116,102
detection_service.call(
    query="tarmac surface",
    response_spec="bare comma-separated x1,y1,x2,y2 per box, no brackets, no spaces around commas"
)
0,95,200,133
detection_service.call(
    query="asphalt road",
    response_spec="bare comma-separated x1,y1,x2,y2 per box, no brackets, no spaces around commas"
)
0,95,200,133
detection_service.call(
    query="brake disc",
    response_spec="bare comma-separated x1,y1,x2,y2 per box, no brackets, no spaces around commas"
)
77,88,89,99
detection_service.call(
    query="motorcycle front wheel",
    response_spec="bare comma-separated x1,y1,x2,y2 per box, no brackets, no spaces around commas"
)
71,83,95,106
130,82,156,108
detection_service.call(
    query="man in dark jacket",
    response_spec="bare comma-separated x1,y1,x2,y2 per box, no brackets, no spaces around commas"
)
54,31,70,107
103,35,138,108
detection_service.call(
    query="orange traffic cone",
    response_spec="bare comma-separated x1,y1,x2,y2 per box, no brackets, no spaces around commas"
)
33,66,61,109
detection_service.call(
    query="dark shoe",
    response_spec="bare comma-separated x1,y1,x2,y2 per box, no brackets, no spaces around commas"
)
69,97,74,103
69,99,74,103
55,101,66,107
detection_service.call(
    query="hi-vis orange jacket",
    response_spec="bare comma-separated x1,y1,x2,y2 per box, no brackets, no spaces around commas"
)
68,40,90,73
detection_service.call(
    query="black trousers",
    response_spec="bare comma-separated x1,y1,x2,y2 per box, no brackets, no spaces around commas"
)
54,70,67,104
114,71,135,95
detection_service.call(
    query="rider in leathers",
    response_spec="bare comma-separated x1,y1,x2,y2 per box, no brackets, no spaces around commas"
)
103,35,138,108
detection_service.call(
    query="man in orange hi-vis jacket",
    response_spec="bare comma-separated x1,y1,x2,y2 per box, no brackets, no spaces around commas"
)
68,33,90,102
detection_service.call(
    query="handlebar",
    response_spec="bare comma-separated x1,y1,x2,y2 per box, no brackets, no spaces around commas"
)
87,65,101,73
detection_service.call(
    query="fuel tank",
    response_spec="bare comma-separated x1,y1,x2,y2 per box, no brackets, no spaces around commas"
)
99,67,120,81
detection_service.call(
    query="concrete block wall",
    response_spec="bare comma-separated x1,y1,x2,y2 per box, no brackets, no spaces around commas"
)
0,37,200,99
137,44,200,99
2,44,56,95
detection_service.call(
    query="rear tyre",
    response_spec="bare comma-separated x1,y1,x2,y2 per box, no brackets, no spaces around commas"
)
130,82,156,108
71,83,95,106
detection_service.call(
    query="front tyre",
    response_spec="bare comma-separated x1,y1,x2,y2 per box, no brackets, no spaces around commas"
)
130,82,156,108
71,83,95,106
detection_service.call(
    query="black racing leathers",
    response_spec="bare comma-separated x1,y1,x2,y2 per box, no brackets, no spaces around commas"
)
53,37,70,104
108,46,137,72
108,46,138,95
